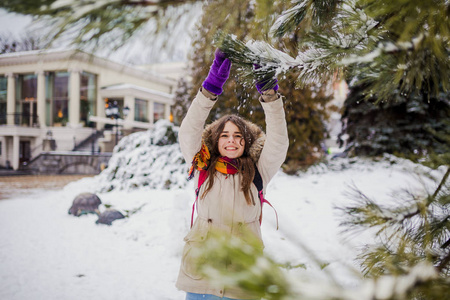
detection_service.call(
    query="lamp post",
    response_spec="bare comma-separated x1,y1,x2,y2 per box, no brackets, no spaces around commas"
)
105,101,130,146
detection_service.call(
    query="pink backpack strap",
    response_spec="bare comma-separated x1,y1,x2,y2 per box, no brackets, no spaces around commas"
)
191,170,208,228
190,168,278,230
258,190,279,230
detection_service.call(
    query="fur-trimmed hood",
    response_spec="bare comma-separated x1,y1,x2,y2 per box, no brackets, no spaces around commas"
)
201,117,266,163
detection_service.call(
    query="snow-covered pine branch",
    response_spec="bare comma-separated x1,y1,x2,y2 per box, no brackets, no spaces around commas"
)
270,0,341,38
214,32,298,90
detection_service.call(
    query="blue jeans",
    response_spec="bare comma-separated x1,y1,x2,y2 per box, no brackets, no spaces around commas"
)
186,292,255,300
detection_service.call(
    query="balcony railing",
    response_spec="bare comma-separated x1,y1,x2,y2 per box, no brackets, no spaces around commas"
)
0,113,40,127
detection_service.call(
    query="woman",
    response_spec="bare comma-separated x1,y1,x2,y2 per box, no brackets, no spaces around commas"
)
176,49,289,300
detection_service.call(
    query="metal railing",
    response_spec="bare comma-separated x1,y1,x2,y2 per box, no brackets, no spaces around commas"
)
72,129,104,153
0,113,40,127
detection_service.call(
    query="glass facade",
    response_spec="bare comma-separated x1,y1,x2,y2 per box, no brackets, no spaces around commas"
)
1,69,168,129
46,72,69,126
154,102,165,123
16,74,38,126
0,76,6,125
80,72,97,127
45,73,53,126
134,98,148,122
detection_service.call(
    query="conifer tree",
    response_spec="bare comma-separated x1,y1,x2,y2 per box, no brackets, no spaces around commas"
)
339,85,450,157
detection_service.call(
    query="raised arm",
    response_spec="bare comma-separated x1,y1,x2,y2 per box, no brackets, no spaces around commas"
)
256,84,289,190
178,89,216,162
178,49,231,162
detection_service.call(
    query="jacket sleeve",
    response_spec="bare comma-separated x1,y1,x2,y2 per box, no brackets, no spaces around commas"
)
178,89,216,162
257,95,289,191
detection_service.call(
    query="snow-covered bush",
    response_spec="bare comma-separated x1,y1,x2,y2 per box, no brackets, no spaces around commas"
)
96,120,188,192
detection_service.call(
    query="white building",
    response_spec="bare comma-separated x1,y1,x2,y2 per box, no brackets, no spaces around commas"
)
0,49,179,170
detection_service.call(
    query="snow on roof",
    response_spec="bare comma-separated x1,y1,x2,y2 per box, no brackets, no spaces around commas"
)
101,83,174,99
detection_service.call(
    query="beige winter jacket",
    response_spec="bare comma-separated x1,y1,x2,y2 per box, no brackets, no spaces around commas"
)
176,89,289,299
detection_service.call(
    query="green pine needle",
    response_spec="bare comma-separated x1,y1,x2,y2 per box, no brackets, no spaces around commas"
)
213,31,293,91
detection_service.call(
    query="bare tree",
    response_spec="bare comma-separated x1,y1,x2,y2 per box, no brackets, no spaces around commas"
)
0,32,45,54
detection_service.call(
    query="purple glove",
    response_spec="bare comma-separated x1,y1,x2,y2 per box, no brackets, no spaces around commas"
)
202,49,231,95
256,78,279,94
254,64,279,94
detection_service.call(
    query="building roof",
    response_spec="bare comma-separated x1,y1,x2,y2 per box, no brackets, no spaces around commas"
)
0,49,178,86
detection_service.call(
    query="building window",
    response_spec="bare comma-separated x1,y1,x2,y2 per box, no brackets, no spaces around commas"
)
80,72,97,127
16,74,37,101
0,76,6,125
46,72,69,126
134,99,148,122
16,74,38,126
154,102,165,123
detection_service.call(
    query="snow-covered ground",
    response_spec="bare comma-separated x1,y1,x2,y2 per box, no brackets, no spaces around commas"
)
0,121,442,299
0,152,441,300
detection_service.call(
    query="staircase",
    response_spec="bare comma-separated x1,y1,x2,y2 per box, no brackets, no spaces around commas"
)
20,152,112,175
72,130,104,153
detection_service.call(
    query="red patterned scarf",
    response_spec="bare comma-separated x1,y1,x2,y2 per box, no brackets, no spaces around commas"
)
215,156,239,175
188,144,210,180
188,144,239,179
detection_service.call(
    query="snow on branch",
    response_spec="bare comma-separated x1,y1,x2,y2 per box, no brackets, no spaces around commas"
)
214,32,299,90
214,31,349,89
270,0,341,38
340,33,425,65
270,0,308,37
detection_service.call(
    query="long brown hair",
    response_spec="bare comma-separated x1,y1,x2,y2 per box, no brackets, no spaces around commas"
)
201,115,257,205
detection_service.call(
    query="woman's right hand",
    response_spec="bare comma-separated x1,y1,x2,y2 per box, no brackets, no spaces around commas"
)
254,64,279,94
202,49,231,96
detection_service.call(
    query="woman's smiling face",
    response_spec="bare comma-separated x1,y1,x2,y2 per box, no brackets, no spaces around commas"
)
218,121,245,159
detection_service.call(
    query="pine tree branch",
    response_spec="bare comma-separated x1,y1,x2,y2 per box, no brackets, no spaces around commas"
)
341,186,423,230
122,0,200,6
271,0,341,38
214,32,298,91
271,0,308,38
433,167,450,199
383,209,421,223
442,237,450,250
437,251,450,272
